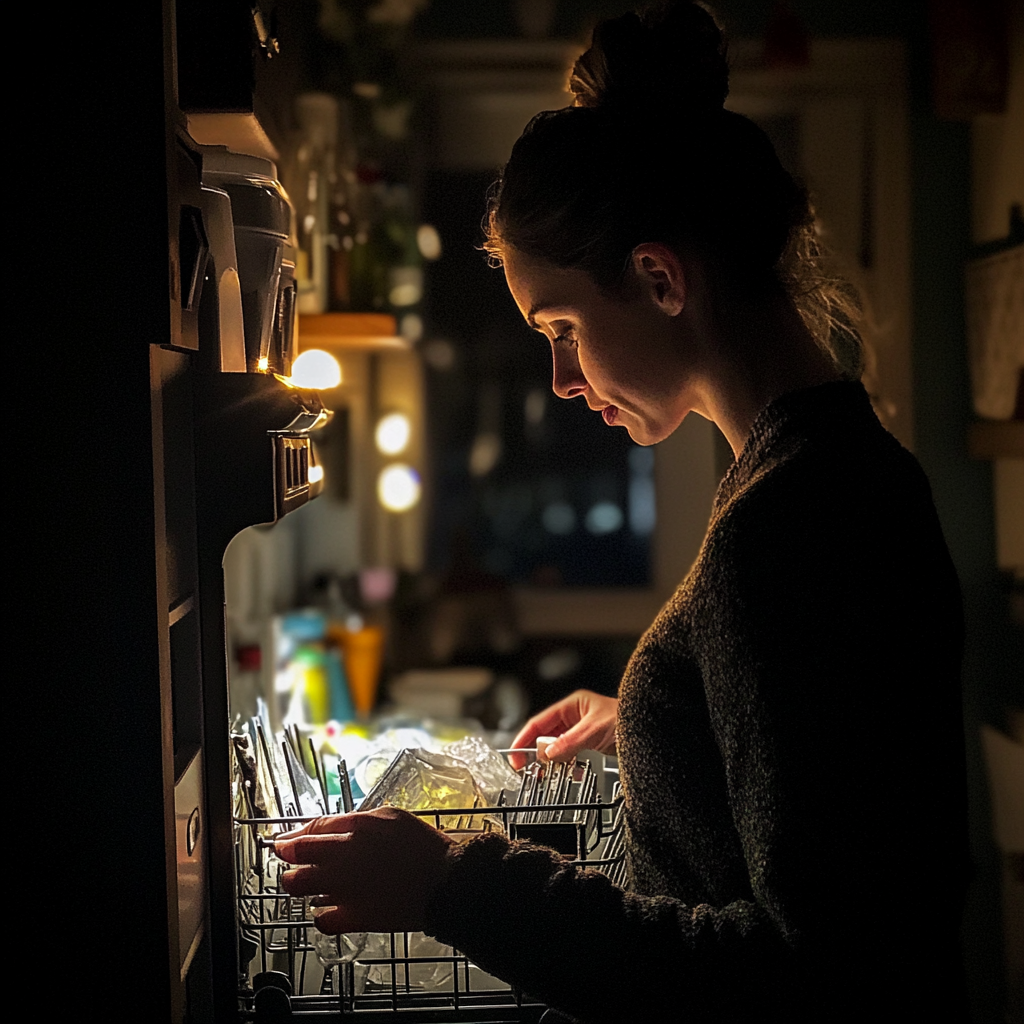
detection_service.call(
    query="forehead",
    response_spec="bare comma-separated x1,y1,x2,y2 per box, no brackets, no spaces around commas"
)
502,248,596,326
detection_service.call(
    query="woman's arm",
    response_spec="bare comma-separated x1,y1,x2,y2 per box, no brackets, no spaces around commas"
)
276,809,791,1024
423,831,790,1024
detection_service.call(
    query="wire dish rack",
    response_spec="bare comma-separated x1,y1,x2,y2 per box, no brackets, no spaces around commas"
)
234,755,625,1022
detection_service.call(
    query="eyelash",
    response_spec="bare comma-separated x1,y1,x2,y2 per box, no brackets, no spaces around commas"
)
553,330,577,347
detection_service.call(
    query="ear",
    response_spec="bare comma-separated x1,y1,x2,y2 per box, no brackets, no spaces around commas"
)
630,243,686,317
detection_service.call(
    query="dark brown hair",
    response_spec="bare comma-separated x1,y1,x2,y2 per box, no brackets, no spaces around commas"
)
485,1,864,378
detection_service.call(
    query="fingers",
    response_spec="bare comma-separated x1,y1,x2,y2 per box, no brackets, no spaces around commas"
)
277,831,360,867
537,733,572,763
506,742,531,771
280,864,340,897
509,716,556,758
542,721,596,762
277,813,361,842
509,691,593,765
275,812,390,863
277,805,452,934
310,905,361,935
546,695,618,760
510,691,618,764
508,718,545,770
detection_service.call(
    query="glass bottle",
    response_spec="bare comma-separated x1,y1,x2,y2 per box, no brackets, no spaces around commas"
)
289,93,339,315
328,100,359,311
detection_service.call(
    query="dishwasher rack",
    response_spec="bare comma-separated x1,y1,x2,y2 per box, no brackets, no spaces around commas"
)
234,757,626,1022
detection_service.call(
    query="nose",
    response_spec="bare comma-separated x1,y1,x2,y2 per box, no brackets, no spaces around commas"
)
551,341,587,400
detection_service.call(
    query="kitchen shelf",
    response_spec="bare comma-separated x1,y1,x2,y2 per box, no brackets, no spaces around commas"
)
298,313,408,352
968,420,1024,459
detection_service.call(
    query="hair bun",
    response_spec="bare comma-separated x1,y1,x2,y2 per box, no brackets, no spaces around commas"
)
570,2,729,115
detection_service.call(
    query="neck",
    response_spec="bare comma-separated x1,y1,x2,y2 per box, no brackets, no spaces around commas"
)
694,290,843,458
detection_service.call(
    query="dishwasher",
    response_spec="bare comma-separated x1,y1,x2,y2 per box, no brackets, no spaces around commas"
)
231,738,626,1022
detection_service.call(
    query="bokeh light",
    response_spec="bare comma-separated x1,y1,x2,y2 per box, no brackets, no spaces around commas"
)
289,349,342,389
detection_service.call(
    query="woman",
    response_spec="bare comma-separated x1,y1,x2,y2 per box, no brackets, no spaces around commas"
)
276,4,967,1020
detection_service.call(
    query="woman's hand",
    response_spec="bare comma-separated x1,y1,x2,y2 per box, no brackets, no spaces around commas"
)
274,807,456,934
509,690,619,769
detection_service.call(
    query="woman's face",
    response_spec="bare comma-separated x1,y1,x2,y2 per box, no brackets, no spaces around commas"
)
502,247,697,446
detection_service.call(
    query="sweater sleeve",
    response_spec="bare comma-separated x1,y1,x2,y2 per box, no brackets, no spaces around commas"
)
423,832,793,1024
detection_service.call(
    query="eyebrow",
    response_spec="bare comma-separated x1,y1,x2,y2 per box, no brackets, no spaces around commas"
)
526,302,561,330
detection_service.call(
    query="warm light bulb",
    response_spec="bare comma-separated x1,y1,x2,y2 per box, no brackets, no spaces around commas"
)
257,356,269,372
375,412,411,455
417,224,442,261
377,464,421,512
388,268,422,307
289,349,342,389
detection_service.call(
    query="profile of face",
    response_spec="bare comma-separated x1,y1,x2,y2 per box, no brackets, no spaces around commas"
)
502,245,699,446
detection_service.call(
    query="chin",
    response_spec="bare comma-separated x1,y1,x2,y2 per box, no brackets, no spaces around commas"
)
626,411,689,447
624,423,658,446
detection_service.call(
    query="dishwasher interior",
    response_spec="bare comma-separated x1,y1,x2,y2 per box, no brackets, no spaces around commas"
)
232,741,625,1022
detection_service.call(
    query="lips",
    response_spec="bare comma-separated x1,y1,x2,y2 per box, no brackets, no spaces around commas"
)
601,405,619,426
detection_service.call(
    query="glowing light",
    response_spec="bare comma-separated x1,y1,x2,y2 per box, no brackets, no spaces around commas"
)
423,338,455,371
628,445,655,535
628,477,656,535
585,502,623,535
390,283,421,306
375,412,411,455
469,432,501,477
377,464,421,511
257,356,269,372
308,464,324,484
400,312,423,342
525,388,546,426
417,224,442,260
388,267,422,308
289,349,342,389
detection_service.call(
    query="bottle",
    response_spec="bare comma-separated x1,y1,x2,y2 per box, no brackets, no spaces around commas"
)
289,93,340,315
348,174,423,314
348,164,387,311
380,183,423,312
328,100,359,311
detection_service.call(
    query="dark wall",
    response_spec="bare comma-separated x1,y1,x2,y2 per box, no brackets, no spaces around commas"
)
413,0,915,40
18,3,177,1014
909,113,1011,1024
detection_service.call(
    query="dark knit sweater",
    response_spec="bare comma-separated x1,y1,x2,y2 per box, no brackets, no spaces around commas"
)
424,382,967,1022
